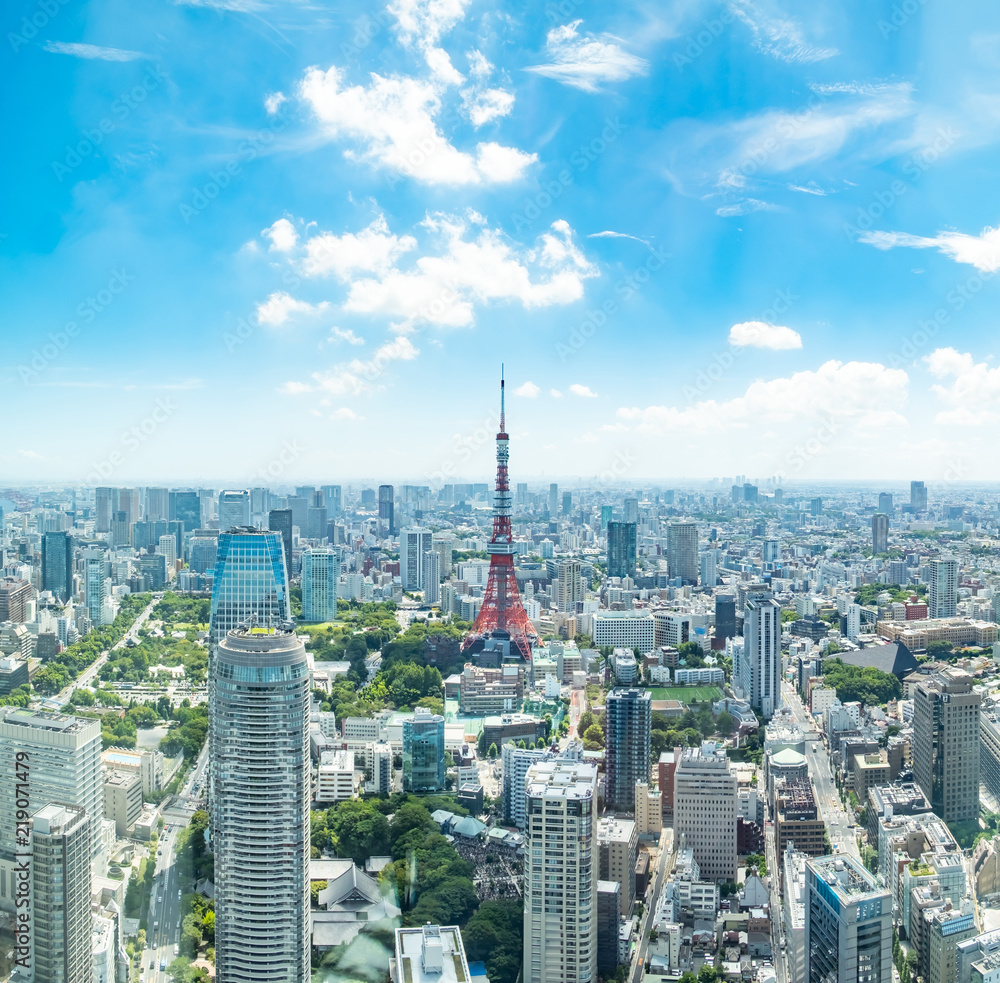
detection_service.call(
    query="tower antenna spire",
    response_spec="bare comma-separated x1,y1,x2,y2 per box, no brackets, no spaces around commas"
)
500,364,505,431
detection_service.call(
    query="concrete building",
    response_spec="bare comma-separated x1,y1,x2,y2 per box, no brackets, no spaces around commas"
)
607,522,636,579
737,590,782,718
929,559,957,619
501,744,551,828
103,771,142,836
0,656,29,696
100,747,163,798
913,668,982,822
210,625,311,983
666,522,698,584
596,881,622,973
401,528,432,590
774,778,826,857
523,759,598,983
458,663,523,715
605,688,651,811
872,513,889,555
0,578,33,624
852,751,891,803
598,817,638,915
805,854,892,983
390,925,473,983
635,781,663,837
673,741,737,881
316,749,355,804
402,708,445,793
554,559,583,613
593,611,654,652
369,740,393,796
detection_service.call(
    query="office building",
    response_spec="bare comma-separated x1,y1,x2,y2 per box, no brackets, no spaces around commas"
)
138,551,167,590
872,513,889,554
913,668,981,822
596,881,621,972
378,484,394,536
188,536,218,574
41,531,74,602
735,590,782,718
219,489,251,532
316,749,355,805
268,508,294,578
170,489,202,527
0,578,32,624
700,550,717,587
673,742,737,881
805,854,892,983
0,708,104,911
0,657,29,696
554,559,583,613
523,759,598,983
548,483,559,516
402,708,445,793
667,522,698,584
929,558,958,619
145,486,169,520
210,625,311,983
209,529,291,655
598,817,638,915
911,480,928,513
370,740,393,796
605,688,651,811
623,496,639,524
391,925,473,983
103,771,143,836
322,485,342,516
715,594,737,640
607,521,637,579
23,802,93,983
111,510,130,547
593,611,654,652
157,533,177,574
301,548,338,623
422,550,441,606
431,532,453,578
878,492,893,513
561,490,572,515
957,929,1000,983
459,664,523,715
82,547,108,627
401,528,432,591
763,539,780,564
95,486,113,532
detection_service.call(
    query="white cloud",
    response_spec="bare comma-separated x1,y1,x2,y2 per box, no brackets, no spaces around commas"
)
331,407,363,420
300,215,417,279
175,0,264,9
924,347,1000,425
299,66,535,185
716,199,780,217
859,224,1000,272
569,383,598,397
467,49,491,79
514,381,540,397
331,327,365,345
729,320,803,350
550,389,563,398
43,41,147,61
615,360,908,435
527,20,648,93
256,291,329,326
728,0,838,63
462,86,516,127
309,336,421,396
588,230,649,243
262,218,298,252
388,0,470,82
329,215,596,331
788,182,827,195
17,449,44,460
265,92,286,115
279,380,313,395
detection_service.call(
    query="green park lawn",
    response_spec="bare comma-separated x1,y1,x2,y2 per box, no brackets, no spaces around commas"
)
649,686,723,704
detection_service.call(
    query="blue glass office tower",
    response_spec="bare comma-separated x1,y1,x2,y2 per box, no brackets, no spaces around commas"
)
607,521,637,579
41,530,74,601
402,708,445,793
209,529,291,655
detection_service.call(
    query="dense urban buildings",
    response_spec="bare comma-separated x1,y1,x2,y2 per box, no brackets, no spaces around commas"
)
210,624,311,983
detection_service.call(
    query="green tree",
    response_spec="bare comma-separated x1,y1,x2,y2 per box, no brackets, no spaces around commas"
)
716,711,735,737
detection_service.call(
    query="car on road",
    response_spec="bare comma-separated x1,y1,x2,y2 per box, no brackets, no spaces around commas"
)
161,959,167,971
174,944,180,956
152,941,156,950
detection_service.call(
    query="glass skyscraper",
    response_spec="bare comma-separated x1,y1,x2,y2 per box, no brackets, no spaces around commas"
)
402,708,445,793
210,625,311,983
301,548,338,622
267,509,293,579
41,530,74,601
606,521,637,579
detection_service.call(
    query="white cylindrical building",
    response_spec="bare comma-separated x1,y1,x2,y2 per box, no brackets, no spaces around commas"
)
211,624,311,983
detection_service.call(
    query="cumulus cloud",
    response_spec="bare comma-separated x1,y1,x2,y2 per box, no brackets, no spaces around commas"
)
388,0,470,83
569,383,598,397
262,218,298,252
256,291,329,326
729,321,803,350
307,336,421,396
331,407,363,420
299,65,535,185
550,389,563,398
300,215,417,279
924,347,1000,424
331,327,365,345
264,92,286,115
44,41,147,61
514,381,540,397
859,224,1000,272
527,20,647,93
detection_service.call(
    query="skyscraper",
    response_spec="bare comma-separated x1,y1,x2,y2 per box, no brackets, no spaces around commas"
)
422,551,441,606
699,550,718,587
872,513,889,555
805,854,892,983
402,708,445,793
913,668,981,822
600,505,613,529
23,802,94,983
548,483,559,516
736,590,782,718
929,558,957,619
911,480,928,512
268,508,293,578
83,547,109,627
673,742,737,881
378,484,395,536
144,486,169,521
667,522,698,584
561,490,572,515
322,485,342,516
95,486,113,533
111,510,130,547
0,708,104,911
209,529,290,656
401,528,432,590
41,530,74,602
169,490,201,527
523,759,598,983
554,559,582,613
606,521,637,579
714,594,737,640
210,625,311,983
878,492,893,513
605,688,651,811
218,489,251,532
301,548,338,623
623,496,639,524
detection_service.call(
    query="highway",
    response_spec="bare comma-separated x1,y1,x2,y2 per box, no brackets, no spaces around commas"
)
55,592,163,704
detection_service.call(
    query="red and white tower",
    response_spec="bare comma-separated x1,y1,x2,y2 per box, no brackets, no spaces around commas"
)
462,370,538,661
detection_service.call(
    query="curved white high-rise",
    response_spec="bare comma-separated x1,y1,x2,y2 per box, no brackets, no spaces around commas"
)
210,625,310,983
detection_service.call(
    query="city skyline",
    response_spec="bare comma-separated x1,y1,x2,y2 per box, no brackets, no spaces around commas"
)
6,1,1000,482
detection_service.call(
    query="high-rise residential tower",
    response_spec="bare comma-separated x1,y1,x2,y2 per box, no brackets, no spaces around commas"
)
82,547,109,627
623,496,639,524
735,590,782,718
667,522,698,584
878,492,893,513
378,484,395,536
929,558,958,619
911,480,928,512
523,759,598,983
554,559,582,613
301,548,338,623
401,528,432,591
95,486,113,533
606,521,637,579
872,513,889,555
210,625,311,983
605,688,651,811
218,489,251,532
41,531,74,602
422,551,441,606
913,668,981,822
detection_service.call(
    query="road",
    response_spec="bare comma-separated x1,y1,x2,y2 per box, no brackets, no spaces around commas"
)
630,829,674,983
764,801,788,983
781,681,859,861
55,592,163,703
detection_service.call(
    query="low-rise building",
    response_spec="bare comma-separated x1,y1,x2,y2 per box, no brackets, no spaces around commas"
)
103,771,143,836
316,749,355,804
457,663,523,714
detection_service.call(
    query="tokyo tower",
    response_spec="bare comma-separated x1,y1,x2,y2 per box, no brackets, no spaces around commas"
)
461,369,538,661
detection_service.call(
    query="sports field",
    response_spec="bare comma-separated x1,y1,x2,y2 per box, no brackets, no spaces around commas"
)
649,686,722,704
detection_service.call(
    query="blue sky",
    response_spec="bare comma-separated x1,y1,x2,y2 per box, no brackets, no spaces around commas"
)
5,0,1000,486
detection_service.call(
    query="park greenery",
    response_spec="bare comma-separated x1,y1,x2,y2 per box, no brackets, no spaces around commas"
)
821,659,902,705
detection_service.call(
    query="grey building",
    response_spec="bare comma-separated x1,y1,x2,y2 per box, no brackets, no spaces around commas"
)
605,688,651,811
667,522,698,584
607,522,637,580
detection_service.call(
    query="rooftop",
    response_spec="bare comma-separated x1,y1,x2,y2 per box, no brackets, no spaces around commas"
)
394,925,471,983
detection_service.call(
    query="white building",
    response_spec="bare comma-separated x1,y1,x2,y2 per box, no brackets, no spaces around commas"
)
83,547,110,627
316,749,355,804
929,558,958,619
157,534,177,577
737,590,782,718
674,667,725,686
502,743,552,829
593,611,654,652
422,551,441,606
218,489,251,532
654,611,691,648
673,741,737,881
369,740,393,796
401,528,432,590
391,925,475,983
